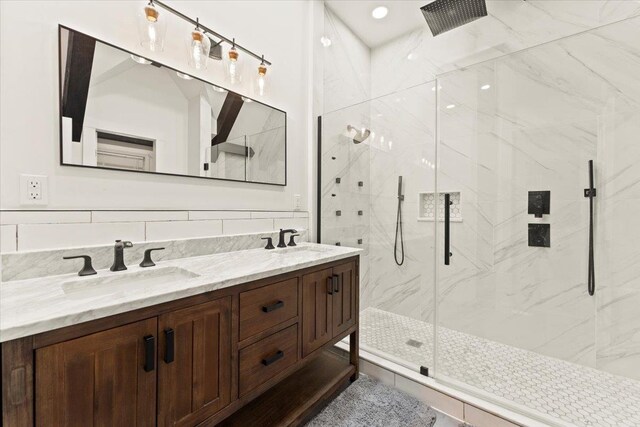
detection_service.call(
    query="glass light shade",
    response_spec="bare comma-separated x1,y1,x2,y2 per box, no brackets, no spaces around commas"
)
253,63,268,97
187,28,210,70
225,46,243,85
138,2,166,52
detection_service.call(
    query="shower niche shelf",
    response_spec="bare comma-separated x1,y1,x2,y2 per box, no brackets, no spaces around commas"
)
418,191,462,222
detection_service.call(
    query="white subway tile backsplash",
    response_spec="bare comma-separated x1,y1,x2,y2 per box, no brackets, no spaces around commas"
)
251,211,295,219
92,210,188,223
18,222,145,251
222,219,274,235
146,220,223,241
189,211,252,220
1,225,17,253
274,217,309,231
0,210,91,225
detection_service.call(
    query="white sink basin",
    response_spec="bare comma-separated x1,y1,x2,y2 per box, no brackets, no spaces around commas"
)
271,245,333,255
62,267,200,297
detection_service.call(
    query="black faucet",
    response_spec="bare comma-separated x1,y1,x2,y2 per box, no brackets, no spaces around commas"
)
110,240,133,271
277,229,298,248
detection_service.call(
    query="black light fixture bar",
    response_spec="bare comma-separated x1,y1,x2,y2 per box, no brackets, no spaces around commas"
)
153,0,272,66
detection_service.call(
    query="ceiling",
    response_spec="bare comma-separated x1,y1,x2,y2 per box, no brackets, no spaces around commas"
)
325,0,429,48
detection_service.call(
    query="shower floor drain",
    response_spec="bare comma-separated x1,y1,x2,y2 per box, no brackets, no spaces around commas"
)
406,339,423,348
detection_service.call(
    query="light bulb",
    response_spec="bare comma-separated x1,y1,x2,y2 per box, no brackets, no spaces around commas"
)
187,20,210,70
254,56,268,97
225,39,243,84
138,1,166,52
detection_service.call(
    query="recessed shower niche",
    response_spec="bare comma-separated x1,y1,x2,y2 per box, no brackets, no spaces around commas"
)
418,192,461,222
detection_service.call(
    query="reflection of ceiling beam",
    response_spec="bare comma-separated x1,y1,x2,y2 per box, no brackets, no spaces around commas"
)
62,31,96,142
211,92,243,146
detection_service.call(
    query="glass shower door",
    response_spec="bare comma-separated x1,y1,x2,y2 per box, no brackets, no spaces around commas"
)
435,15,640,427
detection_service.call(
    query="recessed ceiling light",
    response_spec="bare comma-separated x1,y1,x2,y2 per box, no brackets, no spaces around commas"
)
130,54,152,65
446,104,456,109
481,84,491,90
320,36,332,47
176,72,193,80
372,6,388,19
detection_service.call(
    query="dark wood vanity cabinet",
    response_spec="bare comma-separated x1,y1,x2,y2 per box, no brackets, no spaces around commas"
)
157,298,232,427
35,318,158,426
302,261,357,357
2,256,359,427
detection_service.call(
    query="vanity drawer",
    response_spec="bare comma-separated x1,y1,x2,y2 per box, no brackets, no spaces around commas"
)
239,278,298,340
239,324,298,396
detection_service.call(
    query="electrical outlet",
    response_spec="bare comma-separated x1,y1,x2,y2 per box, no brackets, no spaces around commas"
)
20,174,48,206
293,194,301,211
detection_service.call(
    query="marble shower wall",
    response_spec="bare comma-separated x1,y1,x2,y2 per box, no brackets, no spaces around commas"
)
319,6,372,306
370,0,640,99
435,15,640,380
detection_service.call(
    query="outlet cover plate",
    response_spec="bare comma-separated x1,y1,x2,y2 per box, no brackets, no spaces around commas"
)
20,174,48,206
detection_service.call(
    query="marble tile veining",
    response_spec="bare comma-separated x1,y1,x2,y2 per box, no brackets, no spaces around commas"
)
0,243,361,342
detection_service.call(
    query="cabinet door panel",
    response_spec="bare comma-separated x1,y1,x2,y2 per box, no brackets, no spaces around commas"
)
332,261,357,337
302,268,333,357
158,297,231,427
35,318,157,427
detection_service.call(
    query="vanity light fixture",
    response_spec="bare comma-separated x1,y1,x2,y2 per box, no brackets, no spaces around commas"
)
139,0,166,52
176,71,193,80
225,38,243,84
255,55,268,97
130,54,152,65
372,6,389,19
187,18,211,70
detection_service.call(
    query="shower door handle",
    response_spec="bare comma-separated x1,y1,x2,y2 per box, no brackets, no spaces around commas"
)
444,193,452,265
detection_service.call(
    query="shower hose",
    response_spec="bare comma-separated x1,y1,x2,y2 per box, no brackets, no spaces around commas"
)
394,193,405,266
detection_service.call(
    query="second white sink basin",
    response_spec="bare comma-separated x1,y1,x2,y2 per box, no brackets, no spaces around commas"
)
62,267,200,297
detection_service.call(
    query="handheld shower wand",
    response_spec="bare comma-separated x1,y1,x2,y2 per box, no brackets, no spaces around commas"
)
394,176,405,266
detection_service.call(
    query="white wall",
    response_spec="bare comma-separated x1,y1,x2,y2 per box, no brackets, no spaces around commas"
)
0,0,312,211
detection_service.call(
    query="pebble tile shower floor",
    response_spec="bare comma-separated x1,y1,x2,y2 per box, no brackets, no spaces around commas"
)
360,308,640,427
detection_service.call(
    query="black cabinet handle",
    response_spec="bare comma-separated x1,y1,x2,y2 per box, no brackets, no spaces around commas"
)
164,328,174,364
143,335,155,372
262,350,284,366
327,277,333,295
444,193,452,265
332,274,340,293
262,300,284,313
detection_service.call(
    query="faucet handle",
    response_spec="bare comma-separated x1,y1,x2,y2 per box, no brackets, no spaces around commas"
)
288,234,299,247
261,237,275,250
63,255,97,276
140,247,165,267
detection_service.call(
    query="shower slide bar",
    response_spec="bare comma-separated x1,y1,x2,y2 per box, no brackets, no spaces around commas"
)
584,160,596,296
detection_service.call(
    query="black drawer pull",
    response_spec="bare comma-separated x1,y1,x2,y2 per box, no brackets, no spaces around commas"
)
327,277,334,295
143,335,155,372
332,274,340,293
262,350,284,366
262,300,284,313
164,328,174,364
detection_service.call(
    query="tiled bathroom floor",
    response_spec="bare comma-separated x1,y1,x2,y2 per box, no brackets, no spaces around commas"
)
360,308,640,427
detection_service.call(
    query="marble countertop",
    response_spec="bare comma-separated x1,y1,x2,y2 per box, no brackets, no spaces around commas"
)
0,243,360,342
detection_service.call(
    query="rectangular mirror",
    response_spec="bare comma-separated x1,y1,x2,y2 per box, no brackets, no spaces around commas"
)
59,26,286,185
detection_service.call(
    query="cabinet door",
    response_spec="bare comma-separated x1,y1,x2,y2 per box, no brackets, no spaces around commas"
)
35,318,157,427
158,297,232,427
302,268,333,357
332,261,357,337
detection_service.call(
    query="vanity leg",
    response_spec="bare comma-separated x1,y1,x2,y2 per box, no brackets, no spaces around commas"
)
349,329,359,382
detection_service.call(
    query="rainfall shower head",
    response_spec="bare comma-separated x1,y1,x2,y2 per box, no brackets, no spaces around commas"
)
420,0,488,36
347,125,371,144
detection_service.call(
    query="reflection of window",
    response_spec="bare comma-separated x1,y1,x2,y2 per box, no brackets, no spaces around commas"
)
96,131,155,172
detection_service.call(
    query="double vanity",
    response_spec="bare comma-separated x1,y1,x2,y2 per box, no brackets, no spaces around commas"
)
1,242,361,426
